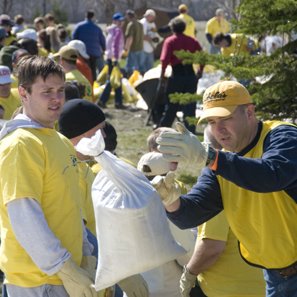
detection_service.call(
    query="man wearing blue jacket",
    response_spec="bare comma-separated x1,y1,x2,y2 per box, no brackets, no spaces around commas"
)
72,10,106,81
155,80,297,297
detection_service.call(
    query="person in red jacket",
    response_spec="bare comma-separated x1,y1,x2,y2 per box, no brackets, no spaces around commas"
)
155,18,203,134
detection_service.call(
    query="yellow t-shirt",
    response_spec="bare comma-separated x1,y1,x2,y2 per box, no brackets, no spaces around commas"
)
66,69,93,102
205,16,230,37
78,162,96,235
0,128,83,287
0,88,21,119
38,47,49,57
10,74,18,89
178,13,196,38
197,211,265,297
221,33,251,57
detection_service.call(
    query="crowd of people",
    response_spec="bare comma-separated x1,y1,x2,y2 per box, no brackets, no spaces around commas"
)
0,4,295,297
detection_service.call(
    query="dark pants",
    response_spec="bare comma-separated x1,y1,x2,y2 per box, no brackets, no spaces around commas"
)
158,65,198,133
89,55,105,82
99,59,123,106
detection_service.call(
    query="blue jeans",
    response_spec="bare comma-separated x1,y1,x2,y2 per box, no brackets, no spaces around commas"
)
141,51,154,73
86,228,98,258
264,269,297,297
209,44,221,54
125,51,144,77
6,284,68,297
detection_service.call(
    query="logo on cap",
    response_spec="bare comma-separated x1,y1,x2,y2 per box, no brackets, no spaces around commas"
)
204,91,227,103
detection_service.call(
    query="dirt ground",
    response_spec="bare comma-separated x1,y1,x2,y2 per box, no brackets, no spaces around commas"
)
103,105,200,187
103,105,152,164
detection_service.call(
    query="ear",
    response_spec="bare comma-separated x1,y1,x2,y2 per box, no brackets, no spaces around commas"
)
18,85,28,102
246,104,255,119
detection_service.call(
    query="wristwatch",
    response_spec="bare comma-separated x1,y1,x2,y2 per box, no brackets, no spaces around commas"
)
205,146,217,167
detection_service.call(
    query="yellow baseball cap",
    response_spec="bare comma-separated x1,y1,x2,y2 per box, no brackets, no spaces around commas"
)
198,81,252,123
53,45,78,62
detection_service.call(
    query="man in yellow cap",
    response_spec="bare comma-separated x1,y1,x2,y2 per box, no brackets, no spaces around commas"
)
177,4,196,39
54,45,93,102
154,80,297,297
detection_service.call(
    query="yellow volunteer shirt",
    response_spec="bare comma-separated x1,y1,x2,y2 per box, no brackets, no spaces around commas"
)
78,162,96,235
0,128,83,287
198,211,265,297
221,33,251,56
205,16,230,37
178,13,196,38
0,88,21,119
219,121,297,268
38,47,49,57
10,74,18,89
4,35,16,46
66,69,93,102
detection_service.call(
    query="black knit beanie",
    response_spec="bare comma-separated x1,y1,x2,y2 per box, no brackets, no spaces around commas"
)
59,99,105,139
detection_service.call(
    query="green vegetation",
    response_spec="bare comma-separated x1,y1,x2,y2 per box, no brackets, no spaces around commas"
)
175,0,297,122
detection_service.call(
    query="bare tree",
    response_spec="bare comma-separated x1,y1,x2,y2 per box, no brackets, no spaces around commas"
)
1,0,14,14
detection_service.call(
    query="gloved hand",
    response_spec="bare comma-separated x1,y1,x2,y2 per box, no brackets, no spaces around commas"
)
151,172,181,206
57,258,97,297
117,274,149,297
157,122,208,169
122,50,128,59
81,255,97,281
180,265,198,297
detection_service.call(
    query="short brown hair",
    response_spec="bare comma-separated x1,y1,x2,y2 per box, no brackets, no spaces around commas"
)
17,55,65,93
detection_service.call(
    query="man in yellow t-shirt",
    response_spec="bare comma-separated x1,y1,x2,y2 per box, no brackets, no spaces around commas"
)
0,65,21,119
205,8,230,54
213,33,257,57
54,45,94,102
58,98,149,297
177,4,196,39
181,212,265,297
0,56,98,297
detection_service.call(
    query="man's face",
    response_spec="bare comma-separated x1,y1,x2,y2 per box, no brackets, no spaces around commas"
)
207,105,254,152
0,83,11,98
147,15,155,23
19,74,65,128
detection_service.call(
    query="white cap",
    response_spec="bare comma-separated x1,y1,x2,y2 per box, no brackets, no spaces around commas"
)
137,152,171,176
144,9,156,18
16,28,37,41
68,40,89,59
0,66,11,85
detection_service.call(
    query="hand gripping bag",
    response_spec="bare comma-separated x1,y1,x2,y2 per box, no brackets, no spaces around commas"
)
75,130,186,291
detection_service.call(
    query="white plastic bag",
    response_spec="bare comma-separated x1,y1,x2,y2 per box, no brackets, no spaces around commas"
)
76,130,186,291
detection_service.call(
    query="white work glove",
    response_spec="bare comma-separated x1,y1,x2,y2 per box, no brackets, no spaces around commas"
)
180,266,198,297
81,255,97,281
117,274,149,297
151,172,181,206
75,129,105,157
156,122,207,168
57,258,97,297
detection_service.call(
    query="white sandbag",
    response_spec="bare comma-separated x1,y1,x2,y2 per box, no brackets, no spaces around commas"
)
75,131,186,291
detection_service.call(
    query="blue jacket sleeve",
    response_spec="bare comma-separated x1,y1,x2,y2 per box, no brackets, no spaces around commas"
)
216,125,297,195
99,28,106,51
167,168,223,229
